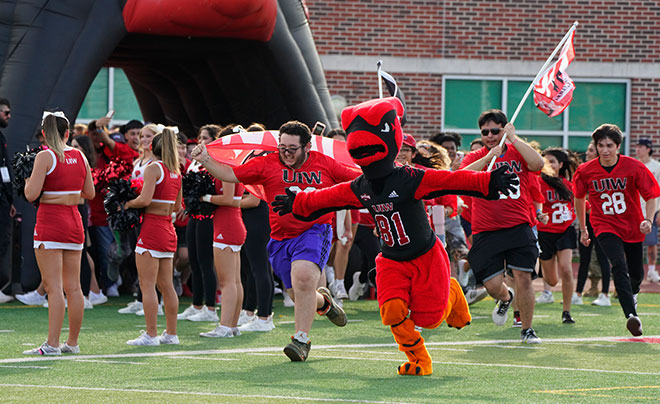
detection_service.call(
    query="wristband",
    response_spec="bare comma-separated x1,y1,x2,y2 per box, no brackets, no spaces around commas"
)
202,194,212,203
643,219,652,225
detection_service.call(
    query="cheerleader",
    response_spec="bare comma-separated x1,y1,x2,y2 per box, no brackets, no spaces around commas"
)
125,128,182,346
23,112,95,355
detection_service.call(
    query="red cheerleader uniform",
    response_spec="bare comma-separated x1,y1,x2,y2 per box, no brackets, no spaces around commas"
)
34,148,87,250
212,180,246,251
135,161,182,258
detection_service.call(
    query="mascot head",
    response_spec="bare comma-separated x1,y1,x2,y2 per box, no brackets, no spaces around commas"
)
341,97,404,179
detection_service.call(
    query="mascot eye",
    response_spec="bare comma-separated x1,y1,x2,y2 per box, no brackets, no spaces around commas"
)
381,122,390,133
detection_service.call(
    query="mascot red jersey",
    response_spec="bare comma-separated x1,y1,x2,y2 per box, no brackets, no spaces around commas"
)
273,97,518,376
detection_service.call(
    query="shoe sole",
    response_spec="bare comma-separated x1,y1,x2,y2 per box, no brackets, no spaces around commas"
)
317,287,347,327
283,345,306,362
626,317,643,336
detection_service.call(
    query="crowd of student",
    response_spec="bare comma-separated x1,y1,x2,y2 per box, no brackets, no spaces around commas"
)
2,102,659,359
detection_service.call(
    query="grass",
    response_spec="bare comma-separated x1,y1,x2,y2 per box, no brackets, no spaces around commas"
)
1,292,659,403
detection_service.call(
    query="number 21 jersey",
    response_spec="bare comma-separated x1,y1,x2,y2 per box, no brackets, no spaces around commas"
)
574,155,660,242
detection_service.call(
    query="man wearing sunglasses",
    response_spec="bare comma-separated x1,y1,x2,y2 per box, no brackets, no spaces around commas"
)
460,109,545,344
0,98,14,303
191,120,359,361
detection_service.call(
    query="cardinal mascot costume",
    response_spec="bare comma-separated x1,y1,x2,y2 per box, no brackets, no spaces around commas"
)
273,97,518,375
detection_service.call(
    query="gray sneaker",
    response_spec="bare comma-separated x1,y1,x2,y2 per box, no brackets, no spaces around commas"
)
159,331,180,345
23,342,61,355
200,325,234,338
317,287,347,327
283,337,311,362
492,287,514,326
60,343,80,354
521,327,542,344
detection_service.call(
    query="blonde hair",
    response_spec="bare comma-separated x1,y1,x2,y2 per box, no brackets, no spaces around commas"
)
42,114,69,162
414,140,451,170
152,127,180,174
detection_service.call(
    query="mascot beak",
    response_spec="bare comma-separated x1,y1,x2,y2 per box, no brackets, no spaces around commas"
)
347,130,388,166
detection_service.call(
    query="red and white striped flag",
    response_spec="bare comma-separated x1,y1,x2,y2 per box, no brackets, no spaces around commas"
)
533,30,576,117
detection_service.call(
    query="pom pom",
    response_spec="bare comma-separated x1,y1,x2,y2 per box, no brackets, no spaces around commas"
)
182,171,215,219
93,159,133,191
104,178,142,231
11,146,42,202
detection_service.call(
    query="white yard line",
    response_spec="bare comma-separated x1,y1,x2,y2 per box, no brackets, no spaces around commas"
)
0,365,50,369
74,359,146,365
0,330,14,333
167,355,238,361
0,384,415,404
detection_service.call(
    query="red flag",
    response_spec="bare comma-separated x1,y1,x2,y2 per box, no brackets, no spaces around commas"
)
533,30,576,117
206,131,360,200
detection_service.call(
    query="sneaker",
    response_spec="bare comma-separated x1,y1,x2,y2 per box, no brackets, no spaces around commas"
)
348,272,367,301
118,301,143,314
521,327,542,344
633,293,638,311
200,325,234,338
232,327,241,337
331,279,349,300
492,287,514,326
535,290,554,304
23,341,61,355
126,331,160,346
106,282,119,297
316,287,347,327
159,331,180,345
187,308,219,322
647,268,660,283
89,291,108,305
0,290,13,303
16,290,47,306
283,336,311,362
84,297,94,309
283,293,295,307
626,314,643,336
584,284,599,297
273,285,283,295
239,316,275,332
562,311,575,324
592,293,611,307
512,313,522,328
237,310,256,326
136,304,164,316
465,287,489,305
325,265,335,285
458,267,471,288
177,305,203,320
571,292,583,305
60,343,80,354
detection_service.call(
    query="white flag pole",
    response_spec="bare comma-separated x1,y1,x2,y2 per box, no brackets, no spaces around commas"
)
377,60,383,99
486,21,579,171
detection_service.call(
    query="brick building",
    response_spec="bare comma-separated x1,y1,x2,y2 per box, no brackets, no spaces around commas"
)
308,0,660,153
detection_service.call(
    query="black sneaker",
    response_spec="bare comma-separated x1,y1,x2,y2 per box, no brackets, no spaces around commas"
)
562,311,575,324
626,314,643,336
317,287,347,327
512,312,522,328
521,327,542,344
492,287,514,326
284,336,311,362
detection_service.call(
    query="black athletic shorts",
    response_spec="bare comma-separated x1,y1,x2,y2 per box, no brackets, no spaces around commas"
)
538,226,577,261
175,225,187,248
468,223,539,285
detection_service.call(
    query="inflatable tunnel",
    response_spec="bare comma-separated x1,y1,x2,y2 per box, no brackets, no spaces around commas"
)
0,0,338,289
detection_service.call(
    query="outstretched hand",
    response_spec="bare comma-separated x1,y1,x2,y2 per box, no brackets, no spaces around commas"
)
486,165,519,200
271,188,297,216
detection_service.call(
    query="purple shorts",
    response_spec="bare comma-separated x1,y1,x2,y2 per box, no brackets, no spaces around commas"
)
267,224,332,289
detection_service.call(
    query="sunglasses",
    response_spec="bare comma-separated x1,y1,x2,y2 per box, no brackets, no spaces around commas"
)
277,145,302,154
0,110,10,116
480,128,502,136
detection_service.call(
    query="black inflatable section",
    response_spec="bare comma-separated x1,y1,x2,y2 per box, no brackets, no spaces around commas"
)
0,0,338,289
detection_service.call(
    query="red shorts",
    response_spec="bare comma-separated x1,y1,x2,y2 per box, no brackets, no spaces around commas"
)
34,204,84,250
136,213,177,258
375,239,451,327
213,206,246,250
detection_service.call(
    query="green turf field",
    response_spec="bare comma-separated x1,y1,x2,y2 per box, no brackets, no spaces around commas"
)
1,292,659,403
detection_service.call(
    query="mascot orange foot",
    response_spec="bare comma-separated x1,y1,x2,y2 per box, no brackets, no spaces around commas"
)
444,278,472,329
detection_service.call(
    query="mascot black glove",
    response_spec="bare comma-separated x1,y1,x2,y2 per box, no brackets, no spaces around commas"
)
271,187,297,216
486,165,519,200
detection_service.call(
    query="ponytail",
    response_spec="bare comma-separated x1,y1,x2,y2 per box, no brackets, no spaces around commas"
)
152,127,180,174
42,112,69,162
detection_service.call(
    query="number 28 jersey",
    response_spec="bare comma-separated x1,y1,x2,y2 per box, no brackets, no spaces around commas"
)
537,178,575,234
574,155,660,242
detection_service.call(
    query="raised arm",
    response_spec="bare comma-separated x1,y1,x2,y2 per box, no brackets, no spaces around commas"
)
191,143,239,183
416,165,518,201
272,182,363,221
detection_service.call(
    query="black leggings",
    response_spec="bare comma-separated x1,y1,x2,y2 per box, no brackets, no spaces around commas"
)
240,201,273,315
576,215,611,293
78,204,91,297
187,217,217,307
597,233,643,318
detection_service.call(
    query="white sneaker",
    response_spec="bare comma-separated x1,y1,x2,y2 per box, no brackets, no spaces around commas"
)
0,291,13,303
16,290,47,306
239,316,275,332
592,293,611,307
159,331,180,345
106,283,119,297
647,269,660,282
330,279,348,300
325,265,335,284
571,292,583,305
283,293,295,307
187,308,218,322
136,304,164,316
535,290,554,304
457,260,471,288
237,310,256,326
177,305,203,320
89,291,108,305
126,330,160,346
23,341,61,355
84,297,94,309
348,272,367,301
43,298,67,308
492,286,514,326
200,325,234,338
273,286,283,295
118,301,143,314
633,293,638,311
232,327,241,337
465,287,489,305
60,343,80,354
